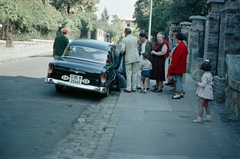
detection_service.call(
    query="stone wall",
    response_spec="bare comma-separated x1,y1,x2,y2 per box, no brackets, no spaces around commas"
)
171,0,240,118
0,39,54,51
218,3,240,77
168,21,179,46
213,76,227,104
225,54,240,117
188,16,205,81
180,22,192,73
204,2,224,76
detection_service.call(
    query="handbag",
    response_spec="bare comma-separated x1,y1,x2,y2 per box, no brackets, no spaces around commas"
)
168,75,176,82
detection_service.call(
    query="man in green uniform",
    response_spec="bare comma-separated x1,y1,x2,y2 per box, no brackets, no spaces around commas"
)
53,27,69,60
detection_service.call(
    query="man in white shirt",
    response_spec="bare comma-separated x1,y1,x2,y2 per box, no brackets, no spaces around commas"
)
137,33,154,89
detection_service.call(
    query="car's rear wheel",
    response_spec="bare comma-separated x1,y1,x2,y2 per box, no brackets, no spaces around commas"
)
55,84,64,92
102,83,111,97
111,79,120,91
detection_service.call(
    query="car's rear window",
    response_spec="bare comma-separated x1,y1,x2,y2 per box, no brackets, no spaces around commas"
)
63,46,108,63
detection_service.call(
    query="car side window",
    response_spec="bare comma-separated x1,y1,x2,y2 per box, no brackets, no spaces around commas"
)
64,47,72,56
106,54,112,64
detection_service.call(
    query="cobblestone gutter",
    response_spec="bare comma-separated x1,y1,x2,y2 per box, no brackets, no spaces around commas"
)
44,95,120,159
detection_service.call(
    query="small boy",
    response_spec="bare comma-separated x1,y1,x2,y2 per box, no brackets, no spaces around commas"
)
139,52,152,93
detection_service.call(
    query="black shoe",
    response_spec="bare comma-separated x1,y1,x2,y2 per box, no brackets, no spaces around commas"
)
165,83,172,86
132,89,136,92
151,87,158,91
124,89,131,93
137,87,141,89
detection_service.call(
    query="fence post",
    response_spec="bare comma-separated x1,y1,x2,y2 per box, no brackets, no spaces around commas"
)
188,15,205,80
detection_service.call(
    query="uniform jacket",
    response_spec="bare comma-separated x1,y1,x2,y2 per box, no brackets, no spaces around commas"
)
53,34,69,56
168,41,188,74
121,34,140,64
139,40,154,62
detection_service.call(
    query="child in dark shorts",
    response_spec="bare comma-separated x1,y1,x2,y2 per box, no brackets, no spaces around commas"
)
139,52,152,93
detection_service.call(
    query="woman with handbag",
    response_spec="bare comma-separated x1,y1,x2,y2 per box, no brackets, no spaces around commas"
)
167,32,188,99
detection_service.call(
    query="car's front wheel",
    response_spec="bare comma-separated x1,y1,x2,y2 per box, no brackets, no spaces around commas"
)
55,84,64,92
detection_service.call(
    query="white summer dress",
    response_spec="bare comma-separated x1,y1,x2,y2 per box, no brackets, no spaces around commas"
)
196,71,214,100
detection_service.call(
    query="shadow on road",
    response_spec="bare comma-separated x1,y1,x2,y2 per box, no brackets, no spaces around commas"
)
0,75,119,159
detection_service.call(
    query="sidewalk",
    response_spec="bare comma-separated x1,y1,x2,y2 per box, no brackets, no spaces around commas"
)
105,75,240,159
0,45,53,63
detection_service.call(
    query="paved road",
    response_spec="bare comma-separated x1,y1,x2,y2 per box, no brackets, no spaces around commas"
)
0,52,120,158
0,45,240,159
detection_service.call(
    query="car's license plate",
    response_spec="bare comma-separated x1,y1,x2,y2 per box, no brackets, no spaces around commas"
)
69,74,82,84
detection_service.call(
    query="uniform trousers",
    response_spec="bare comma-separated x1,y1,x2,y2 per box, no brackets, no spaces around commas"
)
125,62,139,91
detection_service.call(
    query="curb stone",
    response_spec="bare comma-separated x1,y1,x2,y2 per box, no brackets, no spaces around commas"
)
44,96,120,159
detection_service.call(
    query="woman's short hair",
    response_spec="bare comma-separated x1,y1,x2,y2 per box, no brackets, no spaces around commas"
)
200,60,212,71
61,28,69,35
125,28,131,34
156,32,165,39
175,32,184,41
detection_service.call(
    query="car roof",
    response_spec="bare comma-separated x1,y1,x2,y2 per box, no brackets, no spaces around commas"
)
68,39,115,53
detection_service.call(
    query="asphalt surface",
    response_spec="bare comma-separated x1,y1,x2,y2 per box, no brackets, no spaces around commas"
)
1,44,240,159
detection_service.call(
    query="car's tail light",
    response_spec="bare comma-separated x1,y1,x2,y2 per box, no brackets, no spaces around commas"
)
101,73,106,86
47,63,53,77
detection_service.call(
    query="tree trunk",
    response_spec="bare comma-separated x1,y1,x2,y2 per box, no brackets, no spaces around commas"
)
67,4,70,15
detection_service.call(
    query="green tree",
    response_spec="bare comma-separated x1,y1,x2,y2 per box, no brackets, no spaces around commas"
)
100,7,109,23
111,14,120,24
133,0,172,39
170,0,208,22
133,0,149,33
50,0,99,15
151,0,172,35
133,0,208,39
108,15,125,44
0,0,61,40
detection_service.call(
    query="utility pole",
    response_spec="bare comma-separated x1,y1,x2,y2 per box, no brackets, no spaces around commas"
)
74,16,77,39
148,0,153,40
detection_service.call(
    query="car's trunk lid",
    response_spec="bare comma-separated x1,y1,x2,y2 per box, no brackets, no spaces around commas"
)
52,58,105,86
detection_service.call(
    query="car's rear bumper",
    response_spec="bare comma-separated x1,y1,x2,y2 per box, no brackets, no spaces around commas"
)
45,78,108,94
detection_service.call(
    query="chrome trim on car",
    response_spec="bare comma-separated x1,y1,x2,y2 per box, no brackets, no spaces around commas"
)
45,78,108,94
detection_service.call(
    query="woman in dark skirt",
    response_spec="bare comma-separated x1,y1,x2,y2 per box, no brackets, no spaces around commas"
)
150,32,167,92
